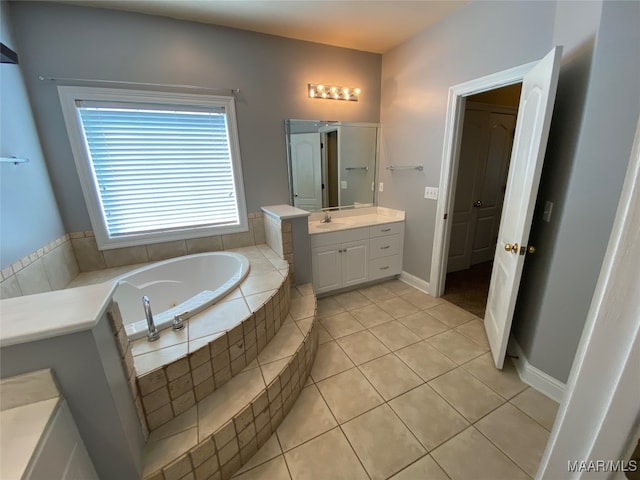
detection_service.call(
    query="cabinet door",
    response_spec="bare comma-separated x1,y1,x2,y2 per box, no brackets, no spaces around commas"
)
312,245,342,294
342,240,369,288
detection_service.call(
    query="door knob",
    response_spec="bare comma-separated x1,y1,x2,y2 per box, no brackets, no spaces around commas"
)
473,200,483,208
504,243,519,253
527,245,536,254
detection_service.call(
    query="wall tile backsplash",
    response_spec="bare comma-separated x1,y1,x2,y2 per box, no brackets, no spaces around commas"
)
0,212,273,299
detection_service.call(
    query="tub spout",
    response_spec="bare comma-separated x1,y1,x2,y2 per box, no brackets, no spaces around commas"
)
142,295,160,342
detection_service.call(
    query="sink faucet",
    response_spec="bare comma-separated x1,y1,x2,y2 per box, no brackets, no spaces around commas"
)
320,212,332,223
142,295,160,342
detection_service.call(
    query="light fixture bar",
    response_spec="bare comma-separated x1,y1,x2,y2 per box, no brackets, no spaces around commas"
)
308,83,360,102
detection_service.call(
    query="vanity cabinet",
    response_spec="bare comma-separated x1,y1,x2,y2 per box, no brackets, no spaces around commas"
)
311,221,404,294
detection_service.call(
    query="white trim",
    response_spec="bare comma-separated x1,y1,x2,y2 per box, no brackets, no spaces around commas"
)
537,117,640,479
431,61,537,297
399,270,432,295
57,86,248,250
508,339,566,403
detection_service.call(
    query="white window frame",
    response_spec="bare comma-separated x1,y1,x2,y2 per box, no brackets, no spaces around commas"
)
58,86,248,250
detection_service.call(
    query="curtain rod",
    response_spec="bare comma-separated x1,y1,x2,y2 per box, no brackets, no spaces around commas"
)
37,75,240,94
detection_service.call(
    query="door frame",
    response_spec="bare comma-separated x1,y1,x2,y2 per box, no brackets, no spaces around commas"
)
431,60,537,297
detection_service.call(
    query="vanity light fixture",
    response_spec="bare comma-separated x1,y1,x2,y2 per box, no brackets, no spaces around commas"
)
308,83,360,102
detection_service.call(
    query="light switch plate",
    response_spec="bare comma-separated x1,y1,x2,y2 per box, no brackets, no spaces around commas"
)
378,182,384,192
341,180,347,189
424,186,438,200
543,201,553,222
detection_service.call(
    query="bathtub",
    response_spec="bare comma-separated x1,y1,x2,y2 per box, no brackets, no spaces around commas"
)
113,252,250,340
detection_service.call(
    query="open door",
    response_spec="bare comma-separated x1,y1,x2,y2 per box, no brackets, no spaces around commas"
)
290,133,322,211
484,46,563,369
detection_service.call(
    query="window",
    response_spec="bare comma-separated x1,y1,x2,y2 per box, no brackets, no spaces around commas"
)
58,87,247,249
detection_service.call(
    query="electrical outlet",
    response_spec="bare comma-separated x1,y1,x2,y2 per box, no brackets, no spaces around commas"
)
379,182,384,192
424,186,438,200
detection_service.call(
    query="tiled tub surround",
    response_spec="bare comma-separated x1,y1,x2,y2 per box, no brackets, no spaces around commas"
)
0,212,267,299
105,246,294,434
140,285,318,480
0,233,79,299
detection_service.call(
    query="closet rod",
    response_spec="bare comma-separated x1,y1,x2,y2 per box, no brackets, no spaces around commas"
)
37,75,240,94
344,166,369,171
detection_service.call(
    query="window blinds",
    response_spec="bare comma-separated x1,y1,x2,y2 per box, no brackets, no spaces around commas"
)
77,104,240,237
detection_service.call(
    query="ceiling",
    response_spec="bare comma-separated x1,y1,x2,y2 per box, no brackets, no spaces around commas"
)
57,0,469,53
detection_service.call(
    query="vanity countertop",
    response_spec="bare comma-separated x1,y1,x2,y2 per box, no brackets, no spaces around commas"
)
308,206,405,235
0,370,61,480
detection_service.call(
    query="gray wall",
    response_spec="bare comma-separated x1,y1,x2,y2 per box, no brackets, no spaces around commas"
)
514,0,640,382
8,1,381,233
1,2,65,268
380,0,640,384
378,0,556,282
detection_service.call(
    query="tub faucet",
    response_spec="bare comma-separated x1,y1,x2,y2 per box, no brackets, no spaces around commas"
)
142,296,160,342
320,212,332,223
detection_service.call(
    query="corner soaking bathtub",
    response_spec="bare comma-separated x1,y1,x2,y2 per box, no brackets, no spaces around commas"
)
112,252,250,340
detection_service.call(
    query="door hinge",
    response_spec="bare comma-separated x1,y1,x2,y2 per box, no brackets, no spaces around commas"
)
444,213,448,220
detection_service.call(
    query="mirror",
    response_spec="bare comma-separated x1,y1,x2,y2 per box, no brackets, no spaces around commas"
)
285,119,379,211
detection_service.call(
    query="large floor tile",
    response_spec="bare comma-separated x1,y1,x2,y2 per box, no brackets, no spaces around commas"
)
510,387,559,431
454,319,490,348
376,296,421,319
276,384,337,451
320,311,365,339
389,384,469,450
316,367,384,423
232,456,290,480
399,290,444,310
428,368,504,423
310,341,355,382
358,283,396,302
397,311,450,339
396,341,457,381
284,427,368,480
289,294,316,320
359,354,423,401
317,297,346,319
142,427,197,478
369,320,421,351
333,290,371,310
380,279,413,295
425,302,477,327
389,455,449,480
336,330,390,365
342,404,426,480
349,303,395,328
431,427,529,480
426,330,487,364
462,353,526,399
476,403,550,477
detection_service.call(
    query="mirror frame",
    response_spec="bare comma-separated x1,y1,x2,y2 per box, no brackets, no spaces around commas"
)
284,119,380,212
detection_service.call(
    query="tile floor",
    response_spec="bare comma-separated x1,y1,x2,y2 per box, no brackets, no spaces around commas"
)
232,279,559,480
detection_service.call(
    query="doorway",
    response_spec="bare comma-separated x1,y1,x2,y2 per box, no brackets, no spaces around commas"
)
442,85,522,318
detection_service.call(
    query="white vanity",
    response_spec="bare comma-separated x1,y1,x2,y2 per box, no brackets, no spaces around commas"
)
308,207,405,294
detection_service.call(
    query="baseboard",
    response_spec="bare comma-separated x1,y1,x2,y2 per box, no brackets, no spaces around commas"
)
399,271,432,295
508,339,566,403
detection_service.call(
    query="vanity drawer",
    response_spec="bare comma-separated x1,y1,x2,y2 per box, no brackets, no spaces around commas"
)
369,234,402,259
310,227,369,248
369,222,403,238
368,255,402,281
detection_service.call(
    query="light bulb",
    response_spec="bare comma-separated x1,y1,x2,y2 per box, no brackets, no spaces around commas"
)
317,84,325,91
354,88,361,95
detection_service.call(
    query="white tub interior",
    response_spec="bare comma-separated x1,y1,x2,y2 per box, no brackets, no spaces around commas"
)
113,252,250,340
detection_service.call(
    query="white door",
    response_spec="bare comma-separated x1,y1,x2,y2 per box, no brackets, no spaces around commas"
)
448,109,488,272
471,112,517,264
291,133,322,211
484,46,562,369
